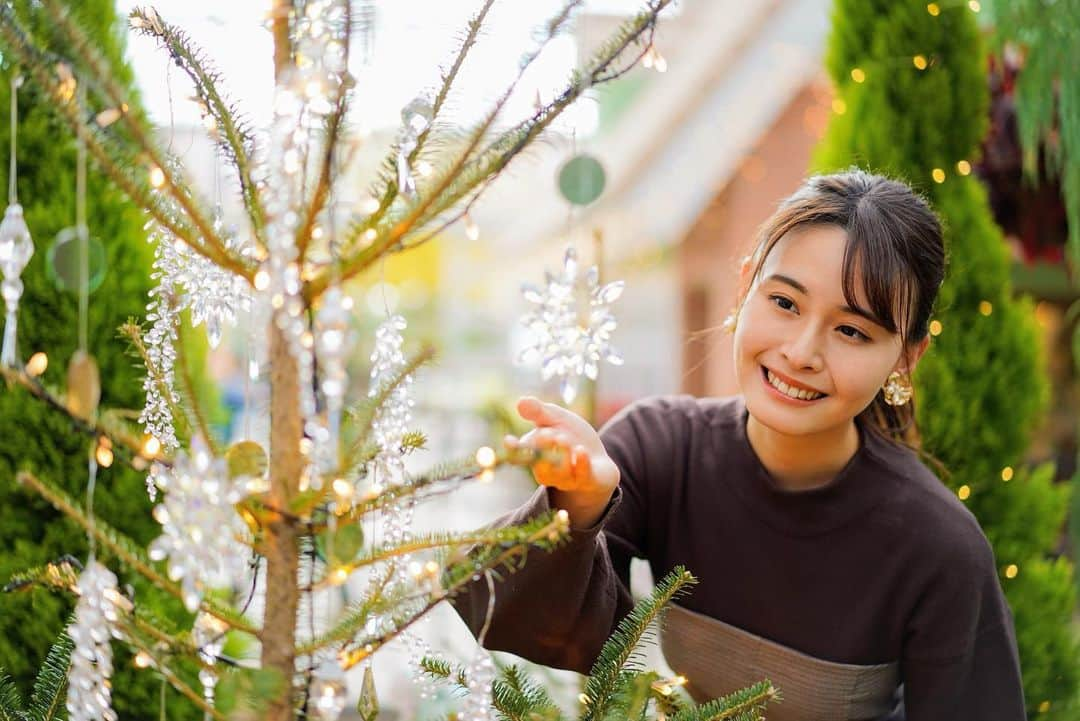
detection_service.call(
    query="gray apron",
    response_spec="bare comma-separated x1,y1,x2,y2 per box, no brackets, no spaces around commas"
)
661,603,901,721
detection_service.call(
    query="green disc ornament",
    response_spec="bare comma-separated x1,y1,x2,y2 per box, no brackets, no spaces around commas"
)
47,226,107,294
558,154,606,206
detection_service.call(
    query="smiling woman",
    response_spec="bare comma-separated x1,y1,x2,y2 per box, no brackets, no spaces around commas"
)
453,169,1028,721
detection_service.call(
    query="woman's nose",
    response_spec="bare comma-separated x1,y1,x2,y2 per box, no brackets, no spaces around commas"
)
781,324,824,372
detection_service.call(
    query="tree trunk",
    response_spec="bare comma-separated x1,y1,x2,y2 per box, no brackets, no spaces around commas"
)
263,3,299,720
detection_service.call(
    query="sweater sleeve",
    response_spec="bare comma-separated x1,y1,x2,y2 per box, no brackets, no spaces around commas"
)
449,399,660,673
900,524,1026,720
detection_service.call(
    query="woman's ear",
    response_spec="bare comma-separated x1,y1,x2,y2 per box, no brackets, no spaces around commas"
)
895,336,931,376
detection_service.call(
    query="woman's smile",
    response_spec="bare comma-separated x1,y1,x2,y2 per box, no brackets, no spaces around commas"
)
760,365,828,403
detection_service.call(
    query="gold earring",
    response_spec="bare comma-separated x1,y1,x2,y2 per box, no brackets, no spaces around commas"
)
721,306,738,334
882,371,913,406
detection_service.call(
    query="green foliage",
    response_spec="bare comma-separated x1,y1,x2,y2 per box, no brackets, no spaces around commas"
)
0,671,26,721
814,1,1078,714
988,0,1080,266
0,2,200,718
422,569,776,721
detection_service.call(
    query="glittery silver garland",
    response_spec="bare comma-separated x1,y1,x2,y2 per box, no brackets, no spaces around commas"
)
315,287,353,472
518,245,625,404
67,561,129,721
460,649,495,721
147,440,250,611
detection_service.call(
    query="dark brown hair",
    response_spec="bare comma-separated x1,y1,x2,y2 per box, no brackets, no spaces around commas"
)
738,168,946,448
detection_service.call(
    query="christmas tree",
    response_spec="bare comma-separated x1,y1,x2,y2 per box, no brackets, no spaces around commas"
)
0,1,777,719
0,1,202,718
814,0,1078,716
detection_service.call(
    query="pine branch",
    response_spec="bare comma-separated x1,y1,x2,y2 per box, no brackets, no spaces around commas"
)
670,681,779,721
14,471,258,636
301,510,570,657
344,345,436,463
313,524,566,588
2,557,81,595
579,566,697,721
308,0,672,298
125,635,227,721
128,7,268,250
357,0,498,236
39,0,242,276
0,10,251,281
26,630,74,721
0,364,160,469
420,657,564,721
329,0,581,289
0,671,26,721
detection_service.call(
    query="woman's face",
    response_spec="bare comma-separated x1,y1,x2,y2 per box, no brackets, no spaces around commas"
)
733,224,922,438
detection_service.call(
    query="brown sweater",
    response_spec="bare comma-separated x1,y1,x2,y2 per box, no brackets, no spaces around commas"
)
452,395,1025,721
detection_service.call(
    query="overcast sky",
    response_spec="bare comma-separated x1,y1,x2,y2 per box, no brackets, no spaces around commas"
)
116,1,657,133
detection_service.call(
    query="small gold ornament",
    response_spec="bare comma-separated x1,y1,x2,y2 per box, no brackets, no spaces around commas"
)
225,440,268,480
356,664,379,721
66,350,100,419
882,371,912,406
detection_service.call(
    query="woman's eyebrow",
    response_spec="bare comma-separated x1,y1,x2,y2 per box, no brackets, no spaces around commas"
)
764,273,880,325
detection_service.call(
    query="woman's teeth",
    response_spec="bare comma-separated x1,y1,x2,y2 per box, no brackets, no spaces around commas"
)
766,368,825,401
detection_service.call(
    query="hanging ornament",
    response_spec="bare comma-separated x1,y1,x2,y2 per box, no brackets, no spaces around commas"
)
47,227,107,294
367,314,413,491
460,570,496,721
557,154,606,206
396,97,433,200
356,664,379,721
316,287,353,471
192,611,229,711
310,659,348,721
0,76,33,368
518,245,625,404
66,350,101,419
66,560,129,721
147,439,250,611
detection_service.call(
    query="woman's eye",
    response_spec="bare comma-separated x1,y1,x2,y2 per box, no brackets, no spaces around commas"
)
769,295,796,312
838,325,870,341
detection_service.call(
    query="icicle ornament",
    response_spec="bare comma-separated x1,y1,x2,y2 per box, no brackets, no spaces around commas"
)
147,441,249,611
193,611,229,709
67,561,129,721
1,75,33,367
518,245,624,403
396,97,432,200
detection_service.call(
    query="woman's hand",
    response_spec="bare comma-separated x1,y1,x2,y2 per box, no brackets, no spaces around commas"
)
505,396,620,529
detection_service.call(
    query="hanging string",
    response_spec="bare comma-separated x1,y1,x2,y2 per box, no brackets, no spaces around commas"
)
477,570,496,646
8,75,19,205
85,450,99,560
76,84,89,354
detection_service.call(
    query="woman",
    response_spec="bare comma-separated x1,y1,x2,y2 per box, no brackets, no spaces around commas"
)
453,169,1025,720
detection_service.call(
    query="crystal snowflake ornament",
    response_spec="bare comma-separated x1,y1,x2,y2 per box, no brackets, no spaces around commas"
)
518,245,625,403
67,561,130,721
147,440,250,611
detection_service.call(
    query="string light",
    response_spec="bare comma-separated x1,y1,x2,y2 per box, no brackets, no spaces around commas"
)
957,484,971,500
464,213,480,241
913,54,928,70
1004,564,1018,579
978,300,993,316
1001,466,1014,482
927,3,940,16
931,168,946,183
25,351,47,376
929,319,943,336
956,160,972,175
968,0,981,12
475,446,496,468
142,435,161,458
133,651,153,669
850,67,866,83
831,99,847,115
1038,701,1051,713
95,437,114,468
148,165,165,188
